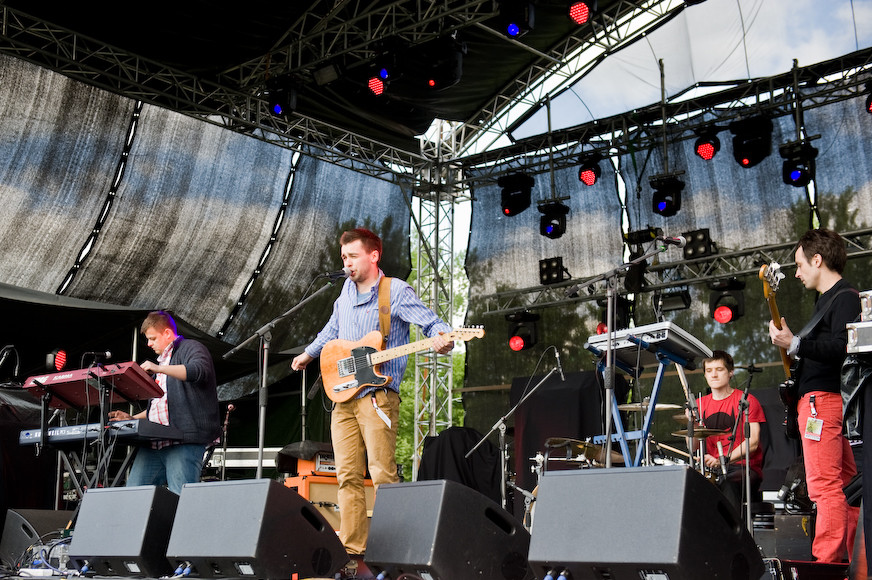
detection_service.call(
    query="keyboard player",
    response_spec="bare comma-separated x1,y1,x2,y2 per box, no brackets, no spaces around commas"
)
108,311,220,494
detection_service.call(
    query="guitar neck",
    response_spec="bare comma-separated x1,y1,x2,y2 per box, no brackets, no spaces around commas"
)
765,294,793,379
370,335,443,365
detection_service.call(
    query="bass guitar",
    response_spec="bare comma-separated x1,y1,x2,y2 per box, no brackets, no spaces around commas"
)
759,262,799,438
320,327,485,403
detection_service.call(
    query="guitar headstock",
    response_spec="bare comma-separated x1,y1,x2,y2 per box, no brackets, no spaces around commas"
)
449,326,485,341
759,262,785,296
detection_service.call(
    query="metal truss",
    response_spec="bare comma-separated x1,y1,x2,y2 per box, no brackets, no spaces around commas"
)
459,47,872,182
451,0,687,157
0,5,430,183
480,227,872,317
409,129,460,477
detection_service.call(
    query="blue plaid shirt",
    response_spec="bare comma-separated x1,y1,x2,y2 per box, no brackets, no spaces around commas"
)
305,271,451,395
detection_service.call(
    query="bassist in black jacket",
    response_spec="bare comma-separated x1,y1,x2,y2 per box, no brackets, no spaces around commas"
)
769,228,860,564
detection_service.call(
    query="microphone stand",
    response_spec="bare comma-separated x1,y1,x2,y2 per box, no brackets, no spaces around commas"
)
465,367,559,510
727,369,756,534
223,278,341,479
567,240,671,467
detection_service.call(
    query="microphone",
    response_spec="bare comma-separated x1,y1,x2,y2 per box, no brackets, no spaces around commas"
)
85,350,112,359
716,441,728,477
554,348,566,382
322,267,351,280
656,235,687,248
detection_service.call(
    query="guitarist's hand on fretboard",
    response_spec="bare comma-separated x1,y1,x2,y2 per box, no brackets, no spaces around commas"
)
432,331,455,355
768,317,796,352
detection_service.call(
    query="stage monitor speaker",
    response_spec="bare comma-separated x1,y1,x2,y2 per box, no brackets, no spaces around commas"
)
528,465,765,580
366,479,533,580
68,486,178,577
0,509,74,568
165,478,346,579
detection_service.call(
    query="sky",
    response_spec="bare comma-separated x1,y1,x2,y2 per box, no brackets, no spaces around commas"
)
510,0,872,139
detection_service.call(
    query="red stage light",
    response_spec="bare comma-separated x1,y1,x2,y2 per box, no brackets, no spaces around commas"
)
568,1,592,25
713,305,734,324
694,134,720,161
509,335,527,351
428,79,436,88
47,348,67,371
596,322,608,335
578,167,599,186
368,77,385,96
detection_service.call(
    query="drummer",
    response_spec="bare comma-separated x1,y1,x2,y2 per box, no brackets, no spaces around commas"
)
688,350,766,512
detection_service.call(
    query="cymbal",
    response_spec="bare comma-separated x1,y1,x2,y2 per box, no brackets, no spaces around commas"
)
543,437,624,464
672,413,690,424
617,402,682,412
671,428,730,438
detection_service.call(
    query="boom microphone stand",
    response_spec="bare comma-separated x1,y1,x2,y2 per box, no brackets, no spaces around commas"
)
223,278,341,479
567,238,677,466
727,365,758,534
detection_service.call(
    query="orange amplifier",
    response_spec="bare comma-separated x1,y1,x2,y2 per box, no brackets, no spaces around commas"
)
284,475,375,531
276,441,337,476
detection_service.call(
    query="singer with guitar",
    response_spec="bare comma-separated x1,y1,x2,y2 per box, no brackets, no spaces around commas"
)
688,350,765,514
291,228,454,562
768,229,860,565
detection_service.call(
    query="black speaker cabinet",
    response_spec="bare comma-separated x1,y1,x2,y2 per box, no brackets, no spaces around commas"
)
0,509,74,568
68,485,178,577
165,478,347,579
528,466,765,580
366,479,533,580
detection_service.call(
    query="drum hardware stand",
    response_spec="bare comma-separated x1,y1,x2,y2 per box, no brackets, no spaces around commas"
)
727,366,758,535
223,278,340,479
466,367,559,510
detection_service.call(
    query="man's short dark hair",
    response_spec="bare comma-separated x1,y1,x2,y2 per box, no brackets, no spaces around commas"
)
703,349,734,372
340,228,382,262
141,310,178,335
798,228,847,274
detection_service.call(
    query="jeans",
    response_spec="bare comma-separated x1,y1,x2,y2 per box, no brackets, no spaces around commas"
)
331,389,400,555
125,443,207,495
798,391,859,563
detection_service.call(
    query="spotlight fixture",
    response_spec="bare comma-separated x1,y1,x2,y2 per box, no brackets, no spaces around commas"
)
500,1,535,38
46,348,68,372
568,0,597,25
506,312,539,351
499,173,535,216
367,76,386,96
539,257,569,285
693,131,721,161
681,228,718,260
538,199,570,239
729,116,773,168
654,286,692,312
624,227,663,246
650,173,685,217
266,75,298,116
779,140,818,188
577,152,602,186
710,279,746,324
865,81,872,114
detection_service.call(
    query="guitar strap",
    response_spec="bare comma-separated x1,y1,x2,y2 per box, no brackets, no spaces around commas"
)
378,276,392,348
796,287,858,340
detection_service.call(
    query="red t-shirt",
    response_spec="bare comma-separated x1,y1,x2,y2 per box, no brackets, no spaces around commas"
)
698,389,766,478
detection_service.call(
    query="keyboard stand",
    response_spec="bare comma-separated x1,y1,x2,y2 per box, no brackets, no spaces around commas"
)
587,331,697,467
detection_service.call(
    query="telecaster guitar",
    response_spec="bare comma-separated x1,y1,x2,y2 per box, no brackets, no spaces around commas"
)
759,262,799,438
320,327,485,403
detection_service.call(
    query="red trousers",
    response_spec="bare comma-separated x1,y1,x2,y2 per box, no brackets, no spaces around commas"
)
798,391,859,563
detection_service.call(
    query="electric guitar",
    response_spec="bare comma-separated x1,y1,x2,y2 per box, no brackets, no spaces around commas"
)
759,262,800,438
320,327,485,403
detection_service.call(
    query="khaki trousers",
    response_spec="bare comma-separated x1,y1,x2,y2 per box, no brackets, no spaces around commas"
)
331,389,400,554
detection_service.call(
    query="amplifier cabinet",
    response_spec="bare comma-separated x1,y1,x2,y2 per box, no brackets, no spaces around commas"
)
283,475,374,531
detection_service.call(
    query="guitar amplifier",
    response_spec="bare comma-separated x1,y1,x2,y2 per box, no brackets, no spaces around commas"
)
283,475,375,531
847,321,872,353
